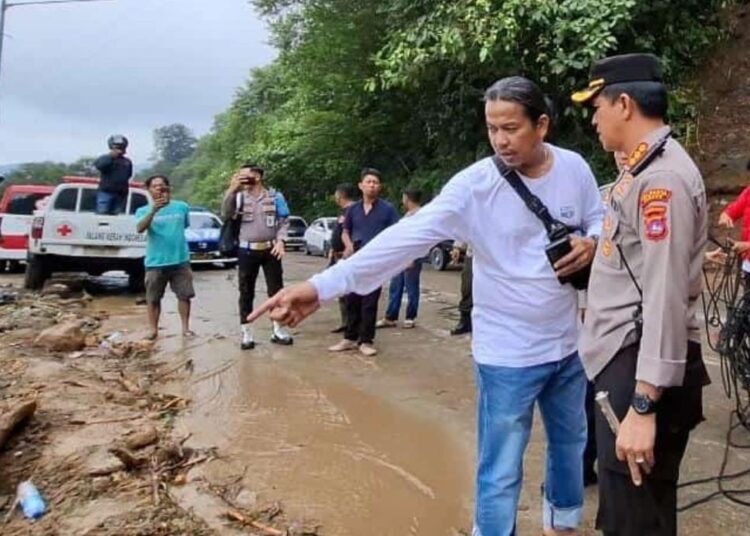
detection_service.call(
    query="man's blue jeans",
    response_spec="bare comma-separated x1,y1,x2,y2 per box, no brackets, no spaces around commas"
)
473,352,587,536
385,262,422,321
96,190,127,215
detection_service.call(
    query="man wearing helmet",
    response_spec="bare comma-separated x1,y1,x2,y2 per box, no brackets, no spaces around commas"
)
94,134,134,214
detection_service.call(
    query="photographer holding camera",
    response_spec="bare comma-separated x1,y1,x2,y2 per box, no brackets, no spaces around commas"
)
248,77,604,536
222,163,293,350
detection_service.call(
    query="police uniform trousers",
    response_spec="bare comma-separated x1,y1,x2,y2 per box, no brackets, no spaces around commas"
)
593,340,709,536
238,248,284,324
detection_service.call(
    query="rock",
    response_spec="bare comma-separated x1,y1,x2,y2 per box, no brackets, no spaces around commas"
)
123,426,158,450
86,447,125,476
91,476,111,494
173,474,187,486
84,334,100,347
134,297,147,306
234,489,258,510
42,283,76,298
35,320,86,352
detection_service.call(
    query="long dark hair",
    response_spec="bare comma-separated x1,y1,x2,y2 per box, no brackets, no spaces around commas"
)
484,76,553,127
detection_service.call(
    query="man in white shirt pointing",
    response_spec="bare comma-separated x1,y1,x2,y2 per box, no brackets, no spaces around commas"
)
248,77,604,536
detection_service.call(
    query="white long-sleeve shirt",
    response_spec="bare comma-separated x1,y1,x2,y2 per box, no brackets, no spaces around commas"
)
311,145,605,367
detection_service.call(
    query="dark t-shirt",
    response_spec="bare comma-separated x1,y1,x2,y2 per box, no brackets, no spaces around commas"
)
94,154,133,194
330,211,347,253
343,199,399,249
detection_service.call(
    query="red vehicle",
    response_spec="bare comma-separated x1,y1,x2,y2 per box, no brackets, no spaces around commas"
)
0,184,55,272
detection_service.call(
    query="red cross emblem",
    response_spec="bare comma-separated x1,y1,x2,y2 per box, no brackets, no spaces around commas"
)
57,224,72,237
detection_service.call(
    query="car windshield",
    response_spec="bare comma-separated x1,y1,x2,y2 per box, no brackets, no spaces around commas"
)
289,218,306,229
189,214,220,229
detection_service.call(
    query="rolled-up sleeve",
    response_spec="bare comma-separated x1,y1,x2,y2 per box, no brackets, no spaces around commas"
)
636,173,696,387
310,176,470,301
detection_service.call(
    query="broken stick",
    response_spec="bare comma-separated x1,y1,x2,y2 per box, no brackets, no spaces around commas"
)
225,510,284,536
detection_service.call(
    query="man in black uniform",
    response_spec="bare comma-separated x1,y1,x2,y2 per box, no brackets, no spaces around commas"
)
574,53,710,536
329,183,358,333
94,134,133,215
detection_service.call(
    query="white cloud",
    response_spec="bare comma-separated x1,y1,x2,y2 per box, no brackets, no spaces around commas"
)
0,0,275,165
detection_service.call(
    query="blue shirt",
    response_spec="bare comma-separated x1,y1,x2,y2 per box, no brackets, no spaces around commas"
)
343,199,399,248
135,200,190,268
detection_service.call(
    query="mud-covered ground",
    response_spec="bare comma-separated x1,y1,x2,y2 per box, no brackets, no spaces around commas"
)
2,252,750,535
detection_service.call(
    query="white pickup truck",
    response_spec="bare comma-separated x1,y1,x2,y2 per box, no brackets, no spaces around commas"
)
25,179,151,291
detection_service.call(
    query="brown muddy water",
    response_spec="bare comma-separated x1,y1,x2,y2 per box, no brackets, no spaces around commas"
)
153,257,477,535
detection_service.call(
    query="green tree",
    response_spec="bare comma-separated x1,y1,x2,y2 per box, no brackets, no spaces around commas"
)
153,124,197,166
179,0,732,220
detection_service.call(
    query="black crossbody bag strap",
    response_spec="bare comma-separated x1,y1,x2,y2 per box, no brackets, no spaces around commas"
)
492,156,565,237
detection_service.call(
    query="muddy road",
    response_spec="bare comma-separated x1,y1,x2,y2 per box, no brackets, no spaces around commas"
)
2,252,750,534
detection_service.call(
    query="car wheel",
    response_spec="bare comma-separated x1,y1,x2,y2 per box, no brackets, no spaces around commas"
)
429,246,448,271
8,260,24,274
304,243,312,255
24,255,49,290
223,261,237,270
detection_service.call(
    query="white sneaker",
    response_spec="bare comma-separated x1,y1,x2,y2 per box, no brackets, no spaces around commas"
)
329,339,358,352
403,320,416,329
358,343,378,357
241,324,255,350
375,318,397,329
271,321,293,345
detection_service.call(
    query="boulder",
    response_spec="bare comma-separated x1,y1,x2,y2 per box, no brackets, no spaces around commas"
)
35,320,86,352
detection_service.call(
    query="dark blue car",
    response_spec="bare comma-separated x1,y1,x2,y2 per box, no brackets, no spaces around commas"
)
185,210,237,268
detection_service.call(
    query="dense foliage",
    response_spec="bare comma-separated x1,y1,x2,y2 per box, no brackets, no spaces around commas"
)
171,1,734,218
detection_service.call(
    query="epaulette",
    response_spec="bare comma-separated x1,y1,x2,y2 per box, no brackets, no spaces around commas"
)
629,130,671,177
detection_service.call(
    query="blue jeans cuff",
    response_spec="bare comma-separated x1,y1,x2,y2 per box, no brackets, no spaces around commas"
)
542,494,582,530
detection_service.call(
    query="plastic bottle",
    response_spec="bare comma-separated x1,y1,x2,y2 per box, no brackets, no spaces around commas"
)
17,481,46,520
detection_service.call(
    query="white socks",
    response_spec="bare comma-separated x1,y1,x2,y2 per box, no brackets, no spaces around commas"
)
241,324,254,344
272,321,291,340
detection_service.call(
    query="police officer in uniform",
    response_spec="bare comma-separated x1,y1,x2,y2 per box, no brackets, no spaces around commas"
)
222,163,294,349
573,54,710,535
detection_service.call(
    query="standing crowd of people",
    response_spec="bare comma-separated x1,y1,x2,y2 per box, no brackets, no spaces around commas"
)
247,52,715,536
96,50,733,536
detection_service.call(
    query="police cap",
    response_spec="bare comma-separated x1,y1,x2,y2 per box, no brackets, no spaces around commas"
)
571,53,663,105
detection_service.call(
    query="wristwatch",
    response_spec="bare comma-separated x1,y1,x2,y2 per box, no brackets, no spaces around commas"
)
631,392,658,415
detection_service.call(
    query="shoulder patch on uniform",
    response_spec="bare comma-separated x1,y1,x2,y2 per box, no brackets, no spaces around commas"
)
640,188,672,208
643,202,669,241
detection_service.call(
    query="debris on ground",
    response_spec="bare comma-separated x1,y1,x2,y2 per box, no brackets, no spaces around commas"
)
0,280,322,534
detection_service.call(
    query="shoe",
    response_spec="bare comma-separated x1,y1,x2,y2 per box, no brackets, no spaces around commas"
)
403,319,416,329
358,343,377,357
329,339,358,352
271,321,293,345
450,314,472,336
330,325,346,334
375,318,397,329
240,324,255,350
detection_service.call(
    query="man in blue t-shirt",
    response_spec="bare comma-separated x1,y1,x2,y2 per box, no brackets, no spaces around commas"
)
135,175,195,339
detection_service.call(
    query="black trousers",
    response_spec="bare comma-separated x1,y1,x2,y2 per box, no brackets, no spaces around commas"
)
329,254,348,328
583,380,598,474
238,249,283,324
458,256,473,315
594,341,709,536
345,288,381,344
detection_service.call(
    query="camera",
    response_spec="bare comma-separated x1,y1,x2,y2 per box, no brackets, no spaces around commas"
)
544,224,589,289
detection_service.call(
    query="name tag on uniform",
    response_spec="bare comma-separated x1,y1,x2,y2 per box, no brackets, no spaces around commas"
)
265,215,276,227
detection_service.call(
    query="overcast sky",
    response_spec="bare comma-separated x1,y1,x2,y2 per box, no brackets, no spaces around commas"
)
0,0,276,166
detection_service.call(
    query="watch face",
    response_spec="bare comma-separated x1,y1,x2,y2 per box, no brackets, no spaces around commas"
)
633,393,653,414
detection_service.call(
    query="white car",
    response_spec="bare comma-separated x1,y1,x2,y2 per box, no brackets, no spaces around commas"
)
304,217,337,257
25,179,150,291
